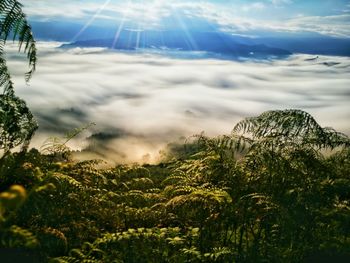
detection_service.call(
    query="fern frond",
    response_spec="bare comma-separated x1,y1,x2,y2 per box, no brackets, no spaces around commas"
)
240,193,279,216
233,109,350,149
0,41,14,94
166,187,231,209
0,225,39,249
204,247,235,261
0,0,37,87
40,123,96,156
161,175,187,187
0,93,38,152
49,173,85,191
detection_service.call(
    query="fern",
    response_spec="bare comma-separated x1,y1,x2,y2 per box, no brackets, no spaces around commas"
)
0,0,37,92
166,188,232,211
233,109,350,150
0,1,37,154
0,40,14,94
58,227,200,262
48,173,85,191
40,123,95,158
0,225,39,249
64,160,107,187
204,247,235,262
161,175,187,187
0,93,37,153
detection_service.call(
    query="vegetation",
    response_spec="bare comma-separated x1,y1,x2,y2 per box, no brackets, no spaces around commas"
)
0,0,38,157
0,109,349,262
1,1,349,262
1,0,37,91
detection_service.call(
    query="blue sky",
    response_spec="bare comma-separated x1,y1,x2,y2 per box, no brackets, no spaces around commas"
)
23,0,350,38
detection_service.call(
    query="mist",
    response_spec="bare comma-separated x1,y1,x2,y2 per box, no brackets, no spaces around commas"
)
7,43,350,163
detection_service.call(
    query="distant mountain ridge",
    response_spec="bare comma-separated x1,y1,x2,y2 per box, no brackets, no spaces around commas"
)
33,20,350,57
61,30,292,58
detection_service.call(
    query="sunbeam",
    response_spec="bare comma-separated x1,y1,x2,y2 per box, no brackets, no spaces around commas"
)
136,24,142,49
172,7,198,51
111,15,127,49
71,0,112,42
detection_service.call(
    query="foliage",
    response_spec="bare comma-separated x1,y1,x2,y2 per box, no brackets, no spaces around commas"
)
233,109,349,150
0,109,349,262
40,122,96,162
0,93,37,153
0,0,38,155
0,0,37,92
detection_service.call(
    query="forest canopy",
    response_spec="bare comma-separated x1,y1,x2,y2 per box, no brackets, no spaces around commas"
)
0,109,349,262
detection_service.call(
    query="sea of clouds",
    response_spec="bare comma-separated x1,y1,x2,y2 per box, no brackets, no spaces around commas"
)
6,42,350,163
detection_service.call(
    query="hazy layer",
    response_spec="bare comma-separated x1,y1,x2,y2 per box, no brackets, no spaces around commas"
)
7,43,350,163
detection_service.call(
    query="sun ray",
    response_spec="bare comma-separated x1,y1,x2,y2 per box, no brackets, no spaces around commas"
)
71,0,112,42
172,7,198,51
136,23,141,49
111,0,134,49
111,15,127,49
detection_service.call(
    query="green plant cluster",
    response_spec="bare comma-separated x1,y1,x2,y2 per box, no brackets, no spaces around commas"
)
0,110,349,262
1,0,38,157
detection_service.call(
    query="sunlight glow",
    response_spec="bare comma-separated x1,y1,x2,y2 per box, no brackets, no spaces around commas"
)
111,15,127,49
136,24,142,49
172,7,198,51
71,0,112,42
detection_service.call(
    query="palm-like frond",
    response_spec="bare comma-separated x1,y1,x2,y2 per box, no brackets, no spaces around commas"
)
0,41,14,93
233,109,350,149
195,133,250,154
0,0,37,93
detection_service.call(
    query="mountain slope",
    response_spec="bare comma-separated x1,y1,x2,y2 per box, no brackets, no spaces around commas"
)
62,30,292,58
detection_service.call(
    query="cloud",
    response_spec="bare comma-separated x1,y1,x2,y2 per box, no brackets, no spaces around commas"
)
23,0,102,20
242,2,266,12
269,0,293,5
193,7,350,38
7,43,350,163
23,1,350,38
285,14,350,38
23,0,174,25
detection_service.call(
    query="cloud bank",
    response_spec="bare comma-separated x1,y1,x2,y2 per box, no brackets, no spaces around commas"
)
7,43,350,163
23,0,350,38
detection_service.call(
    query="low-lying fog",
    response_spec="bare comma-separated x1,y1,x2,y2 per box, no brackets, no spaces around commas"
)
7,42,350,163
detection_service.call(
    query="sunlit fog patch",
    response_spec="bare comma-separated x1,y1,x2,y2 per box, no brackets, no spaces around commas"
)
7,43,350,163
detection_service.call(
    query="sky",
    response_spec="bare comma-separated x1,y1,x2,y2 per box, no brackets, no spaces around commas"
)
23,0,350,38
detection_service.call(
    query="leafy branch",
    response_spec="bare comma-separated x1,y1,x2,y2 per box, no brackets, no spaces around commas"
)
0,0,37,94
